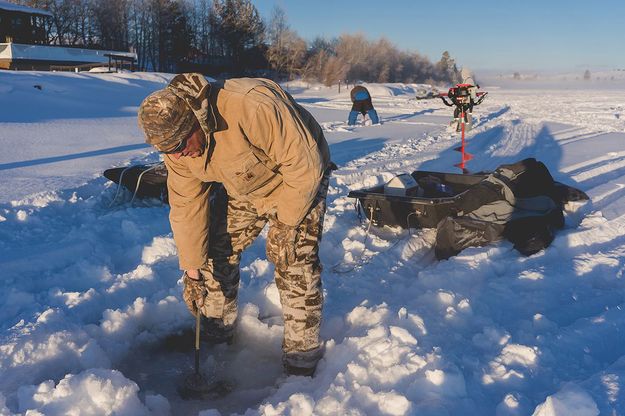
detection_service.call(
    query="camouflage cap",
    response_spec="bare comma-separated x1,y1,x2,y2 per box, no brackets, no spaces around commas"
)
138,88,197,152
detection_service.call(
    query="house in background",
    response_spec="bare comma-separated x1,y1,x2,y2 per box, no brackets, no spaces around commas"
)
0,0,136,71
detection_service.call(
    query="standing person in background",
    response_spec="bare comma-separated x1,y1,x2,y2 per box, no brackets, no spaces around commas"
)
138,73,334,377
441,83,487,132
460,67,478,100
348,85,380,125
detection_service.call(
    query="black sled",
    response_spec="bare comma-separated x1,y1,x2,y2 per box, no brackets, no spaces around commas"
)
104,162,168,204
347,158,589,259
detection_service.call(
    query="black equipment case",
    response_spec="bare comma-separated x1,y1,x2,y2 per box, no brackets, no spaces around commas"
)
347,170,487,228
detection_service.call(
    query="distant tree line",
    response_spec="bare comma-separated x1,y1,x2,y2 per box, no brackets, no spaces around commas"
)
14,0,461,84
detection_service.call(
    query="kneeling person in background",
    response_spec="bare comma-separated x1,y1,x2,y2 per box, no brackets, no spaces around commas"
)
348,85,380,125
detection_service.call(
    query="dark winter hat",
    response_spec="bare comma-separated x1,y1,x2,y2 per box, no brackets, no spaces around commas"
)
138,89,197,153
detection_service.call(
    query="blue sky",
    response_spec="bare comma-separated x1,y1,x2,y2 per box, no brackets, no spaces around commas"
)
252,0,625,72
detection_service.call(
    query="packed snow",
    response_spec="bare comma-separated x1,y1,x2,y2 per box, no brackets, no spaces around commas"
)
1,70,625,415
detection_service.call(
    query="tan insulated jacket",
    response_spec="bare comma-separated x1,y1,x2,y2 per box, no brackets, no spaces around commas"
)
162,74,331,270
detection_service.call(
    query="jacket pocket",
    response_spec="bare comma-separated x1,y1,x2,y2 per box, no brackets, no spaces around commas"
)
220,151,280,197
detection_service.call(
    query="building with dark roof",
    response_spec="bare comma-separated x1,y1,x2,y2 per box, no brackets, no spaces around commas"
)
0,0,136,71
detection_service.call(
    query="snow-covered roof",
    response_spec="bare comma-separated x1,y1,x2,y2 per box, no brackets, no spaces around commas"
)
0,0,52,17
0,43,137,63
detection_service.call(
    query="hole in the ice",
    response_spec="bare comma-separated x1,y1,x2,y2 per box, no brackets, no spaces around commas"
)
116,328,285,414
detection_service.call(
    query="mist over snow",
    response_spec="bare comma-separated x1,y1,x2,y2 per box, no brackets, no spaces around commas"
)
476,67,625,91
1,70,625,415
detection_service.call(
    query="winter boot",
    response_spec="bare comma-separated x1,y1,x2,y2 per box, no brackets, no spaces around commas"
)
201,317,235,345
284,362,317,377
283,346,323,377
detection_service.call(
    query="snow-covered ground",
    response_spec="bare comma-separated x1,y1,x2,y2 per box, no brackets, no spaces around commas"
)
1,70,625,415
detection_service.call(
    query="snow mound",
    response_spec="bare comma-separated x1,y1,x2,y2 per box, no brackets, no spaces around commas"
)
532,384,599,416
364,83,437,98
16,369,158,416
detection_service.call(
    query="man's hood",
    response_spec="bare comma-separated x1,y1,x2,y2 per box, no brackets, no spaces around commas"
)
167,73,218,135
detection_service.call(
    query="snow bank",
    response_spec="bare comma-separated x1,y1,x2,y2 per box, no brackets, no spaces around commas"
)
16,369,153,416
532,384,599,416
363,82,437,98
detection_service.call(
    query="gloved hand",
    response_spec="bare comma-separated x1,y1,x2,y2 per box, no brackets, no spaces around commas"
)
182,271,207,315
267,220,298,270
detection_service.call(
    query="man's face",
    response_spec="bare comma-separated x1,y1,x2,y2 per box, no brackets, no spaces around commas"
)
171,126,206,160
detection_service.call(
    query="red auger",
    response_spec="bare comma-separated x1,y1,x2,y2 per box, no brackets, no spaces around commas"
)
453,106,473,174
439,84,488,174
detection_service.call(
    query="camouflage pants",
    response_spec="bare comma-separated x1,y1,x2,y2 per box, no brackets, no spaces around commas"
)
198,174,330,368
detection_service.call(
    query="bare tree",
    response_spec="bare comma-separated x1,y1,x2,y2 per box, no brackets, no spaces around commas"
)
188,0,211,59
266,5,288,77
302,49,327,82
322,55,349,86
268,28,306,80
267,5,287,47
92,0,130,50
